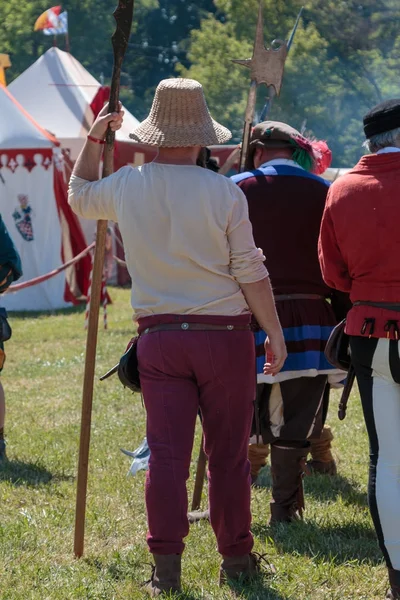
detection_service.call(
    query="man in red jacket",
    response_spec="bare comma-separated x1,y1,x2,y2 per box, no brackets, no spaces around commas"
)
319,99,400,600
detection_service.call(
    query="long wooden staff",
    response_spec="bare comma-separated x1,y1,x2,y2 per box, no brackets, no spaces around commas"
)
74,0,135,558
191,433,207,511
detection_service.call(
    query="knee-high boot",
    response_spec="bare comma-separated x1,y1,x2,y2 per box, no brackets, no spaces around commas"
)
307,425,337,476
269,445,308,523
248,443,270,484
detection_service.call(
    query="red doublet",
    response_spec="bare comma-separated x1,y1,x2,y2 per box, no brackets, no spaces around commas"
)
319,152,400,339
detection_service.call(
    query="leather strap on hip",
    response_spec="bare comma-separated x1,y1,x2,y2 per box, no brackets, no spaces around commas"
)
142,322,251,335
354,301,400,312
274,294,326,301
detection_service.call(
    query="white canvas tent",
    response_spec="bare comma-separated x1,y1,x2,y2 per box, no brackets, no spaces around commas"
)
0,85,90,311
8,47,140,162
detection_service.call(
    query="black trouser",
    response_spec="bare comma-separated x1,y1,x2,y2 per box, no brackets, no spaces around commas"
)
350,336,400,572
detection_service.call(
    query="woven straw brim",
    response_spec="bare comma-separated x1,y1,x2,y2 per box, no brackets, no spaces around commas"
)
129,117,232,147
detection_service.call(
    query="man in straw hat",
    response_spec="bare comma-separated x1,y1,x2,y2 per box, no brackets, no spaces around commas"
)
231,121,348,523
68,78,286,595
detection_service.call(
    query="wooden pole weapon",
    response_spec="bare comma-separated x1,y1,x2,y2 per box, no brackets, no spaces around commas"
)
191,433,207,511
74,0,135,558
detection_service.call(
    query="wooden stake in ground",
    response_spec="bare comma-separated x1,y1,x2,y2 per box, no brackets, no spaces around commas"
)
74,0,135,559
191,434,207,511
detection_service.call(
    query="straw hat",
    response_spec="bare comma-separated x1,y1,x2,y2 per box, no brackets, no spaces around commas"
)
129,78,232,147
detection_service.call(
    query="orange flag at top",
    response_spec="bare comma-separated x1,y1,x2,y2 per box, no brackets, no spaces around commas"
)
34,6,62,31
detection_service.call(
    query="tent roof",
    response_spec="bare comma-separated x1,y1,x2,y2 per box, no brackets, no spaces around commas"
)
8,47,140,143
0,85,57,149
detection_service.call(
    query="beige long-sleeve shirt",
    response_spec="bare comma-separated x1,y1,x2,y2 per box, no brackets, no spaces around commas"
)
69,163,268,318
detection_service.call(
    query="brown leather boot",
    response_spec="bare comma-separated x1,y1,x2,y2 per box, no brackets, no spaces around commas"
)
386,569,400,599
248,443,270,485
219,553,260,585
144,554,182,597
307,425,337,476
269,445,308,523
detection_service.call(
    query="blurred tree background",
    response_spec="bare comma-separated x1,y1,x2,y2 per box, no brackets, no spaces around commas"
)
1,0,399,166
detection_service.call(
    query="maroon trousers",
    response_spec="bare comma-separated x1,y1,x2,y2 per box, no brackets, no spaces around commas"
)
137,314,255,557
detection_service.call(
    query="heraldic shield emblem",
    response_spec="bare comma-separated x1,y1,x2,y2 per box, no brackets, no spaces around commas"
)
13,194,34,242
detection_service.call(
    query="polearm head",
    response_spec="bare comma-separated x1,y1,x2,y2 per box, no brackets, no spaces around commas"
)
232,1,288,96
233,1,287,171
233,1,304,171
259,6,304,122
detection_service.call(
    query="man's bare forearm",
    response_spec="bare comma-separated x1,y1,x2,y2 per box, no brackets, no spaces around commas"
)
73,141,103,182
240,277,282,337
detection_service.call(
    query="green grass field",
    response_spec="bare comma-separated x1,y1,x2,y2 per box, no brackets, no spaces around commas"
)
0,288,387,599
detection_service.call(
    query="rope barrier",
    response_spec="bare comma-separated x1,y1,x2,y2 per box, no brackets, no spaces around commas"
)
4,242,119,332
3,241,117,330
5,242,96,293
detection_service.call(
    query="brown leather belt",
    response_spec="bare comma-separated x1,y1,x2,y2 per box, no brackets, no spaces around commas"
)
274,294,326,301
142,323,251,334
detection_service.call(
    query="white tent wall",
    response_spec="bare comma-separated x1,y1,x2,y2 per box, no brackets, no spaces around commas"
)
0,151,70,311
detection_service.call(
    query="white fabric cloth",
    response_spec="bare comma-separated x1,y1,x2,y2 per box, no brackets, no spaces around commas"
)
258,369,345,386
371,339,400,569
69,163,268,318
376,147,400,154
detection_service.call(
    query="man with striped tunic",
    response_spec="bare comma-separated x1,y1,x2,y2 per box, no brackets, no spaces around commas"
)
232,122,347,523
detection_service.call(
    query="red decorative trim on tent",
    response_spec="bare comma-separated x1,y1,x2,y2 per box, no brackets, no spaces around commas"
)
0,149,53,172
90,86,110,119
52,157,92,302
5,243,95,293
